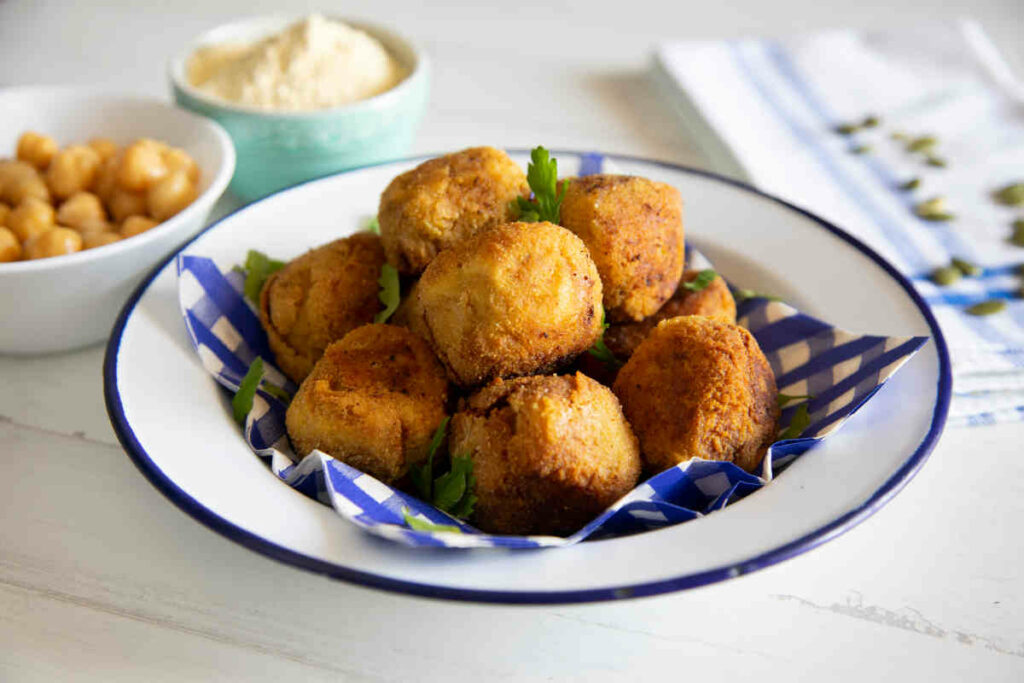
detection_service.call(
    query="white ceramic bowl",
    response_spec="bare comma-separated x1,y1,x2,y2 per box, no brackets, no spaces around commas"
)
0,87,235,355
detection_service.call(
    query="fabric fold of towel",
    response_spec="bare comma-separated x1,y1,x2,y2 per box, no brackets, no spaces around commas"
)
655,20,1024,427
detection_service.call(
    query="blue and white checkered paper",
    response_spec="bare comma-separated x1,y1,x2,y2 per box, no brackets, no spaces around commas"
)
177,245,927,549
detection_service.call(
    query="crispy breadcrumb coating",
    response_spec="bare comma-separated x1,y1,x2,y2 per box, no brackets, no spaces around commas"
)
285,324,449,484
613,316,778,473
378,147,528,274
451,373,640,535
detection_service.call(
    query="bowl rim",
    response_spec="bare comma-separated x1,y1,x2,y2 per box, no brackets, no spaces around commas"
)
0,86,236,275
167,14,430,119
103,149,953,605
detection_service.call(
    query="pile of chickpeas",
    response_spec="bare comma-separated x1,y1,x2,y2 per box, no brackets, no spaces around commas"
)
0,131,202,262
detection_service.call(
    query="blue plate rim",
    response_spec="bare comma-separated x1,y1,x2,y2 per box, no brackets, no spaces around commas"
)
102,149,952,605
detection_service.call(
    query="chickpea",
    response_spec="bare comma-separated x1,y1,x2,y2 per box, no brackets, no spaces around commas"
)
118,140,168,191
46,145,101,199
162,147,200,184
6,197,56,242
108,187,148,222
0,203,10,227
16,132,59,170
0,160,47,205
24,226,83,260
0,226,22,262
56,191,106,230
146,170,197,221
82,230,121,250
120,214,159,238
88,137,119,162
94,155,121,203
3,175,51,206
74,218,114,234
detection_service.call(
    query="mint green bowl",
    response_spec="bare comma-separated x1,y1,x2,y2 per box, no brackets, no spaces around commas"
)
169,16,429,201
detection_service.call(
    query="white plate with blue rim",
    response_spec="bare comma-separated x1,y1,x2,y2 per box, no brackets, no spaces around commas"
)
103,150,951,603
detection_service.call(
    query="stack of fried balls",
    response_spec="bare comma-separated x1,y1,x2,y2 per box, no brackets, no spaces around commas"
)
258,146,779,536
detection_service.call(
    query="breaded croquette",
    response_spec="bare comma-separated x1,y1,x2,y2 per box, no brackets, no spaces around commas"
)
378,147,528,275
411,221,604,387
613,316,778,474
259,233,384,384
605,269,736,359
285,324,450,484
559,174,684,322
451,373,641,535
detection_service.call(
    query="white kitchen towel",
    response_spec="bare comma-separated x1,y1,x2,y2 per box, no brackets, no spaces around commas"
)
655,20,1024,427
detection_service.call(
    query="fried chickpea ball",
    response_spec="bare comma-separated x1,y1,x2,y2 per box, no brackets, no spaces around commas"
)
389,278,430,342
559,174,685,322
377,146,528,274
286,324,450,484
17,132,58,170
605,269,736,359
451,373,641,536
613,316,778,474
259,233,385,384
413,221,603,387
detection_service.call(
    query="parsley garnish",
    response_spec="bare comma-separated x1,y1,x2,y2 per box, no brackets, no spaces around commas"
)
734,288,782,304
780,402,812,440
777,393,813,408
374,263,400,324
240,250,286,304
232,357,292,424
232,357,264,424
587,311,622,367
402,509,462,534
516,146,567,224
683,269,718,292
409,417,477,519
366,216,380,234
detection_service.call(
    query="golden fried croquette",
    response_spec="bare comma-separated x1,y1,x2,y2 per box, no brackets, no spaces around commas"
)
451,373,641,535
613,316,778,474
559,174,684,322
285,324,449,484
605,269,736,359
412,221,604,387
377,147,528,274
259,233,384,384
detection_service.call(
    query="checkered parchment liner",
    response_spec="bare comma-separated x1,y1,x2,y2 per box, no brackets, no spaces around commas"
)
176,245,927,549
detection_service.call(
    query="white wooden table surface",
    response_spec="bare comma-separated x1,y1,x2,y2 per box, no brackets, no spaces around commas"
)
2,1,1023,680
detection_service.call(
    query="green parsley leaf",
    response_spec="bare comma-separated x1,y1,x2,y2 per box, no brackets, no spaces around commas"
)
260,383,291,403
402,509,461,534
777,393,813,408
374,263,400,324
516,146,567,224
734,288,782,304
780,402,812,440
433,455,474,513
366,216,380,234
410,417,449,501
587,311,622,367
683,269,718,292
241,250,286,304
232,357,264,425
